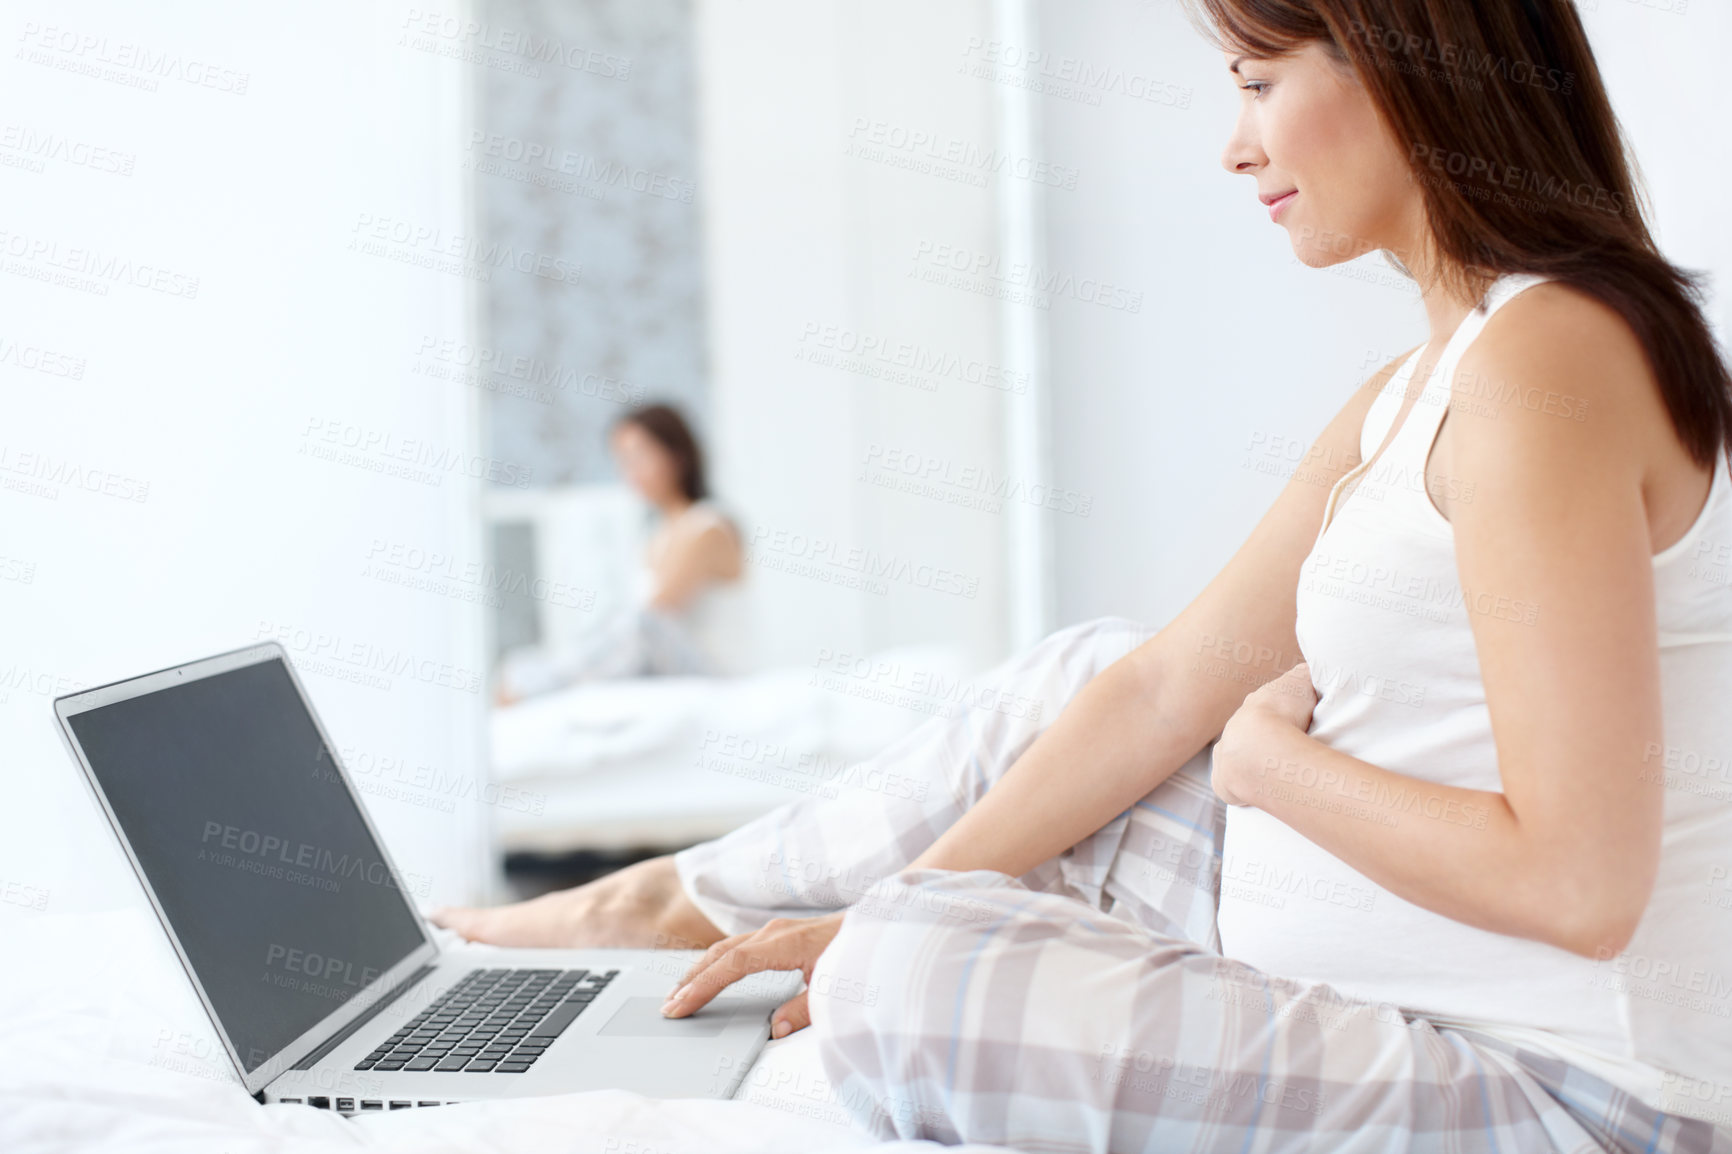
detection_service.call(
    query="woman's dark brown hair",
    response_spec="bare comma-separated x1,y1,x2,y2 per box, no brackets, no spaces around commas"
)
613,402,709,502
1183,0,1732,469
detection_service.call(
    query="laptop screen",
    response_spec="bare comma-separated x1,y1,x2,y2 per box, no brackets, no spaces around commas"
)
66,656,428,1073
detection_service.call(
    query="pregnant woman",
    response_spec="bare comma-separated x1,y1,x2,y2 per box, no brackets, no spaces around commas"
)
436,0,1732,1148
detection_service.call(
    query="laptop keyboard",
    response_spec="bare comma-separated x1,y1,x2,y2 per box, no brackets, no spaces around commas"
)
355,966,617,1074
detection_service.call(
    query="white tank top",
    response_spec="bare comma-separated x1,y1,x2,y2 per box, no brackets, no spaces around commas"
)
1215,273,1732,1127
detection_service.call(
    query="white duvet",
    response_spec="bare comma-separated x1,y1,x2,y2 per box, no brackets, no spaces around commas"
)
0,907,1014,1154
487,645,973,854
491,644,973,784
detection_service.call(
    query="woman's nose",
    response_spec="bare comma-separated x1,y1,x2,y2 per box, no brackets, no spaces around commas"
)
1220,111,1263,175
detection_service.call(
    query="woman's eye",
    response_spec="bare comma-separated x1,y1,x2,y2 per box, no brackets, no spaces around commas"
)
1239,81,1269,98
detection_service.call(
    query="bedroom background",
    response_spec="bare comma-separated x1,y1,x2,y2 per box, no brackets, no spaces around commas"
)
2,0,1724,928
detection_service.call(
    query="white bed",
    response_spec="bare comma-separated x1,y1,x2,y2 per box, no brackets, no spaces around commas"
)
488,643,972,855
483,483,977,857
0,905,1015,1154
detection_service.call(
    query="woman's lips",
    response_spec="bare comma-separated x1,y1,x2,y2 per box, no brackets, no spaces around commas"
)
1267,190,1298,222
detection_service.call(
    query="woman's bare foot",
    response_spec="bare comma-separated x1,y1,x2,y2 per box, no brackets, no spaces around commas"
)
429,854,726,950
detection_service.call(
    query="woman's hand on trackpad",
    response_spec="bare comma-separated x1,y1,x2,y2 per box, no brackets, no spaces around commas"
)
660,910,845,1038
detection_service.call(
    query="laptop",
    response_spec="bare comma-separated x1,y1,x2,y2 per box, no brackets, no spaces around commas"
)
52,642,801,1115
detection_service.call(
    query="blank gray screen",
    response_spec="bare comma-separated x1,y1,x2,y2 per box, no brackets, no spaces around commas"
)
67,657,427,1073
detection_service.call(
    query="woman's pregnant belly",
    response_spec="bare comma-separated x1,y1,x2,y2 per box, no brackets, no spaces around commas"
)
1216,752,1631,1054
1217,535,1631,1051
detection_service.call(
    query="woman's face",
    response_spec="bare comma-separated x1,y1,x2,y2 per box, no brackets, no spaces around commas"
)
610,422,681,504
1219,41,1422,268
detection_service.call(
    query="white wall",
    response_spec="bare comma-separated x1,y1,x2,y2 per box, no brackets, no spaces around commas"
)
1581,0,1730,321
1037,0,1731,628
693,0,1018,674
0,0,495,924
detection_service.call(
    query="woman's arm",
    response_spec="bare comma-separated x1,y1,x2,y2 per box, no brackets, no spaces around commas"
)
897,351,1421,881
1215,286,1669,960
900,647,1205,878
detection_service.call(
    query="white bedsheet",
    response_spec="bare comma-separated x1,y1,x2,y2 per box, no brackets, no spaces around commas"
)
488,645,971,853
0,906,1012,1154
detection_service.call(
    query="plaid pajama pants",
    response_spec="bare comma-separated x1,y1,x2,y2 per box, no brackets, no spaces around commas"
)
672,616,1730,1153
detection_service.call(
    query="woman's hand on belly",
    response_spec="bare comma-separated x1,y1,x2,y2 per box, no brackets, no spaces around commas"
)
1212,662,1319,807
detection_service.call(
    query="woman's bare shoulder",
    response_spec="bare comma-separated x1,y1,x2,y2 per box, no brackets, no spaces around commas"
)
1454,281,1678,476
1451,281,1713,551
668,504,743,576
1460,281,1654,433
676,503,741,545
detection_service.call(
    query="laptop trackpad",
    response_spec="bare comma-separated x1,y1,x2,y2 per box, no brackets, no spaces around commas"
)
597,996,742,1037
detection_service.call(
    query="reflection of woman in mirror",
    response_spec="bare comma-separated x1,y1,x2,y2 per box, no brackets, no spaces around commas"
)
494,403,748,704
